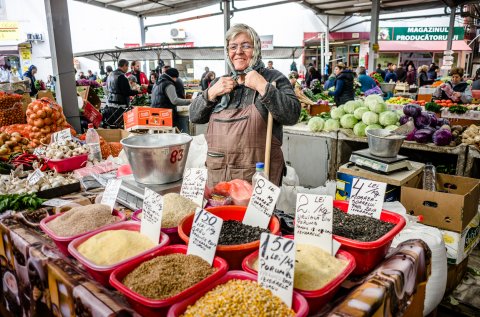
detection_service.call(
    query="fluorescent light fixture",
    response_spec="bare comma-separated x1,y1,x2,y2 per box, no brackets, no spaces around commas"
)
353,1,372,7
331,42,345,45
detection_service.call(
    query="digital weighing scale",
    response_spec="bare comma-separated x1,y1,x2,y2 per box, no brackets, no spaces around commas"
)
349,149,412,174
116,174,182,210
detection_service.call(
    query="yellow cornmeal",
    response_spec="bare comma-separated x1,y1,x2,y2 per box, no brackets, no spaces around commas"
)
253,243,348,291
77,230,155,266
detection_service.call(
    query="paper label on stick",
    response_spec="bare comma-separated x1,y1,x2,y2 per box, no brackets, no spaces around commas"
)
33,147,46,156
347,178,386,219
140,188,163,244
187,208,223,265
100,178,122,212
295,194,334,255
27,169,44,186
243,176,281,229
42,198,70,207
258,233,295,308
180,168,207,207
51,128,72,144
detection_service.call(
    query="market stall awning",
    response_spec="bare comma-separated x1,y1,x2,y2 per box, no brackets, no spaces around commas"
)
73,45,303,62
379,40,472,52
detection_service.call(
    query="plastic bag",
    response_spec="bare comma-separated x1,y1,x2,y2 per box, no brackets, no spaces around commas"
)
185,134,207,169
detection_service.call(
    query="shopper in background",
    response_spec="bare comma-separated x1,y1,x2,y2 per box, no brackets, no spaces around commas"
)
267,61,274,69
151,68,190,131
306,66,321,88
289,71,300,89
46,75,55,91
323,74,336,90
433,67,472,103
127,75,141,91
103,66,113,82
87,70,96,81
395,64,407,82
357,66,377,92
162,65,185,98
471,68,480,90
417,65,432,87
0,57,11,83
126,60,148,94
427,63,438,81
406,64,416,85
201,71,216,90
148,72,158,94
385,63,398,83
23,65,38,96
375,63,386,80
325,62,355,105
78,71,86,80
201,66,210,82
190,23,300,186
103,59,140,127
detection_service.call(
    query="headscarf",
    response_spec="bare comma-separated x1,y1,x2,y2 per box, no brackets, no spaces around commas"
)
213,24,265,113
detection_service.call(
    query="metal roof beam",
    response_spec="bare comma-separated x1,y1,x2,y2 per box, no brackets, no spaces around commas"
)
74,0,138,16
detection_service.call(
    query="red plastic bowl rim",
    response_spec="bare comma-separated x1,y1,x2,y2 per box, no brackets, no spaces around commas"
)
332,201,406,249
68,221,169,272
177,206,281,251
109,245,229,308
39,209,126,242
43,153,89,163
241,237,356,297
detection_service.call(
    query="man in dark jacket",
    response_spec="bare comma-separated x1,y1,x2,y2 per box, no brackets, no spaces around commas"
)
151,68,190,132
327,63,355,105
395,65,407,82
102,59,139,128
23,65,38,96
375,63,386,80
162,65,185,98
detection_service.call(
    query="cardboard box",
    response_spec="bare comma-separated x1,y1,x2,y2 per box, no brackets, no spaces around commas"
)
335,171,401,202
441,211,480,265
401,173,480,232
123,107,173,130
445,257,469,294
96,128,130,142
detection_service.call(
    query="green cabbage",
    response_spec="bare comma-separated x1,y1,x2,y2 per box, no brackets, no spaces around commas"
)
384,125,399,131
365,94,387,113
340,114,358,129
362,111,379,125
308,117,325,132
354,107,369,120
324,119,340,131
343,100,363,114
379,111,399,126
353,122,368,137
365,124,383,133
330,107,345,120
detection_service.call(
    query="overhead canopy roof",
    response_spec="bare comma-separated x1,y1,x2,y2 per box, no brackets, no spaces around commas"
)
74,45,302,62
73,0,478,17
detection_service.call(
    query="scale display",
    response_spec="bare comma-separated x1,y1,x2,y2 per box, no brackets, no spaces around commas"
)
349,149,411,174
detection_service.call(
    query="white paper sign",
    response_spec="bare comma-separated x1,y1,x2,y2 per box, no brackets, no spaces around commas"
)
347,178,386,219
100,178,122,212
51,128,72,143
140,188,163,244
243,176,281,229
180,168,207,207
187,208,223,265
295,194,334,255
27,169,45,186
42,198,70,207
33,147,46,157
258,233,295,308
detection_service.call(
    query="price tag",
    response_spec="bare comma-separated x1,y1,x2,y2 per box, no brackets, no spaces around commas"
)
100,178,122,212
140,188,163,244
243,176,281,229
33,147,46,156
180,168,207,207
42,198,70,207
187,208,223,265
258,233,295,308
51,128,72,143
347,178,386,219
27,169,45,186
295,194,334,255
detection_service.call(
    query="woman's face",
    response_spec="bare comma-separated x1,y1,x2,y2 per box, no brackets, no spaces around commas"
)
150,74,156,82
451,74,461,85
228,32,254,71
408,65,413,71
334,67,341,75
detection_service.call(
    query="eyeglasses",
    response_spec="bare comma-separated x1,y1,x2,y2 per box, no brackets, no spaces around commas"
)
228,43,253,52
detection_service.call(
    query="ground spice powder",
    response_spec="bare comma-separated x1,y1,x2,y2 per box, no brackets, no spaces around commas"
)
122,253,215,300
181,279,295,317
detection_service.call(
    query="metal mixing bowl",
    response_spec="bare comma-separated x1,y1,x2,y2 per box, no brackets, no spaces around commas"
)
366,129,405,158
120,134,192,184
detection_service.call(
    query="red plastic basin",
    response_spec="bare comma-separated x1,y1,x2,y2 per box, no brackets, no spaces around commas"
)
44,153,88,173
167,271,309,317
39,209,126,257
177,205,281,269
333,200,406,275
242,235,356,314
68,221,170,286
131,209,183,245
110,245,228,317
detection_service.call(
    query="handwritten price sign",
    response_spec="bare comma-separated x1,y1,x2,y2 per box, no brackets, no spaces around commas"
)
243,176,280,229
258,233,295,308
347,178,386,219
27,169,45,186
51,128,72,144
100,178,122,213
187,208,223,265
180,168,207,206
140,188,163,244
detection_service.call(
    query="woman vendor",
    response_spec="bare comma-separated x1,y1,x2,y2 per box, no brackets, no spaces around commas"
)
433,67,472,104
190,24,300,187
